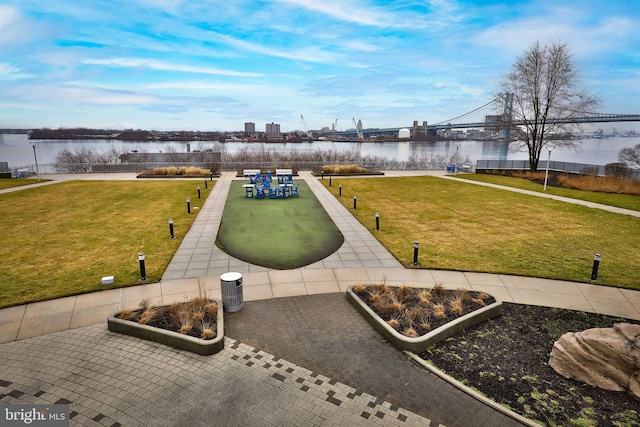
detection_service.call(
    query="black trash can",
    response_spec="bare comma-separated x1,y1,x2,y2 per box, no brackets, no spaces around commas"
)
220,272,243,312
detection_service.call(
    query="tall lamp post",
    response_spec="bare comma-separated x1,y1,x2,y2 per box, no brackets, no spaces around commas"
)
543,149,552,191
29,140,40,181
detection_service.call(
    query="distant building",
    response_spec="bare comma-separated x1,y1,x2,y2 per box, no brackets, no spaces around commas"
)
265,122,281,135
244,122,256,134
412,121,428,140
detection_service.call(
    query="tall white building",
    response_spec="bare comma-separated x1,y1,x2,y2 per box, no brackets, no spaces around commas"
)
265,122,281,135
244,122,256,133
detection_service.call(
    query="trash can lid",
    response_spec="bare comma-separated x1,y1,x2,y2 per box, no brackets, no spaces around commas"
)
220,272,242,281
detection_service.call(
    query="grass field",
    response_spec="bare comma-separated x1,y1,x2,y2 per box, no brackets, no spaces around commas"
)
456,173,640,211
322,176,640,289
216,181,343,269
0,180,210,308
0,178,47,190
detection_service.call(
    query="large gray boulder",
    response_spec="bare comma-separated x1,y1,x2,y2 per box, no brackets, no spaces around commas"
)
549,323,640,399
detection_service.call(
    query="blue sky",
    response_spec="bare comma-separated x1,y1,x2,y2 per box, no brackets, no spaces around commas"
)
0,0,638,132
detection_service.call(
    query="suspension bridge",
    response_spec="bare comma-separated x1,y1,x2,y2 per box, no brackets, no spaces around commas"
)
334,94,640,140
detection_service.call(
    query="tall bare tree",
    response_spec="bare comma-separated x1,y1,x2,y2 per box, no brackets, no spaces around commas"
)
500,42,599,171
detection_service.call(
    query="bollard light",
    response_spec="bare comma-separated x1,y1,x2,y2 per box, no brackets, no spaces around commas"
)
204,179,208,189
329,176,332,186
590,253,601,281
187,197,191,214
339,184,342,197
353,195,357,209
413,241,419,266
197,186,201,199
169,218,175,239
210,172,213,181
321,171,324,180
138,253,147,281
375,211,380,231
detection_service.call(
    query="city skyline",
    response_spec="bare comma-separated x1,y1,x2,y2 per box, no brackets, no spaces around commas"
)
0,0,638,132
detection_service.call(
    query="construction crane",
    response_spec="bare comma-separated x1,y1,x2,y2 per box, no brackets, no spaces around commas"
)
300,114,313,141
331,119,338,140
352,118,364,141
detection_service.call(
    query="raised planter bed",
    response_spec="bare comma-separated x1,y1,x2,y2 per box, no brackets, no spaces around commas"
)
137,173,220,179
107,299,224,356
346,285,501,353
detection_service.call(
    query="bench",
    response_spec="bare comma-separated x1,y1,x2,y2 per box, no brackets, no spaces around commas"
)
275,169,293,176
243,169,261,176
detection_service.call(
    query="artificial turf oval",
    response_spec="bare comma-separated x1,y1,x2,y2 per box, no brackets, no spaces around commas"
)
216,180,344,269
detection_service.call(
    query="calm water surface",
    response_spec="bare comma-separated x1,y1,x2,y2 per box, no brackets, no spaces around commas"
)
1,133,638,169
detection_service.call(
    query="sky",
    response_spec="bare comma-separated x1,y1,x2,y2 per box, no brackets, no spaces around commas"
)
0,0,638,132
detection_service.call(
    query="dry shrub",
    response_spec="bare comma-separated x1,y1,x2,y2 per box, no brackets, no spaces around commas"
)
322,164,368,174
185,166,210,176
386,317,400,329
450,300,464,315
418,289,431,306
472,298,486,307
118,308,135,320
178,310,193,334
431,283,447,298
139,308,156,324
396,284,414,301
199,320,217,340
432,303,447,319
204,302,218,318
353,284,367,293
403,328,419,338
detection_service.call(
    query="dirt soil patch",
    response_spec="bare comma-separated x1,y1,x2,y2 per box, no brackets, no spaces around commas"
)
421,303,640,426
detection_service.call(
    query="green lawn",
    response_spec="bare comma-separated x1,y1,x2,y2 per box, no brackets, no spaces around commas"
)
0,180,210,308
323,176,640,289
0,178,48,190
217,181,343,269
455,173,640,211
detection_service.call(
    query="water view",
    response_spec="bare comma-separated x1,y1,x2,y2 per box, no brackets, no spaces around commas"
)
1,133,638,171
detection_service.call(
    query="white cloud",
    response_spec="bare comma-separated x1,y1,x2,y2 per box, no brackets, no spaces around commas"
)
0,5,19,30
82,58,263,77
0,62,33,79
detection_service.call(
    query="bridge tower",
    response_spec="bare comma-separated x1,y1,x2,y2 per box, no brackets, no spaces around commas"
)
501,92,514,139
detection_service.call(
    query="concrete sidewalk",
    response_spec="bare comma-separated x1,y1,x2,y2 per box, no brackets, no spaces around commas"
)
1,170,639,426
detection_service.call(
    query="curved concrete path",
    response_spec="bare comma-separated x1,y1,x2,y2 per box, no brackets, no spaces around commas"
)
1,171,639,427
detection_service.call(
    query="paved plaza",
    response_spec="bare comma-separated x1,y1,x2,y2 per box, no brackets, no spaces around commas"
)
0,171,638,426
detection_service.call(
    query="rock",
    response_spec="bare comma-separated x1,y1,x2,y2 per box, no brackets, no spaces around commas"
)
549,323,640,399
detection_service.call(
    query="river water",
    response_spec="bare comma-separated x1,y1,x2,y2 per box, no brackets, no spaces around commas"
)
1,133,638,169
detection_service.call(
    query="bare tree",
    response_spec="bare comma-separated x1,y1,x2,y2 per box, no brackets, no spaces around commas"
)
500,42,599,171
618,143,640,170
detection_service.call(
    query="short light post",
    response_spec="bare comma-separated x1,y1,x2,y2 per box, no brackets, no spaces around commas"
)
329,176,332,186
375,212,380,231
29,140,40,181
454,144,459,176
210,172,213,181
543,149,552,191
353,195,357,209
138,253,147,281
186,197,191,214
204,179,208,189
168,218,175,239
197,186,201,199
590,254,601,281
339,184,342,197
321,171,324,180
413,241,419,266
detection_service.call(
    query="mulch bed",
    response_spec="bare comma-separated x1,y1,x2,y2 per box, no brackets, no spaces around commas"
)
420,303,640,426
